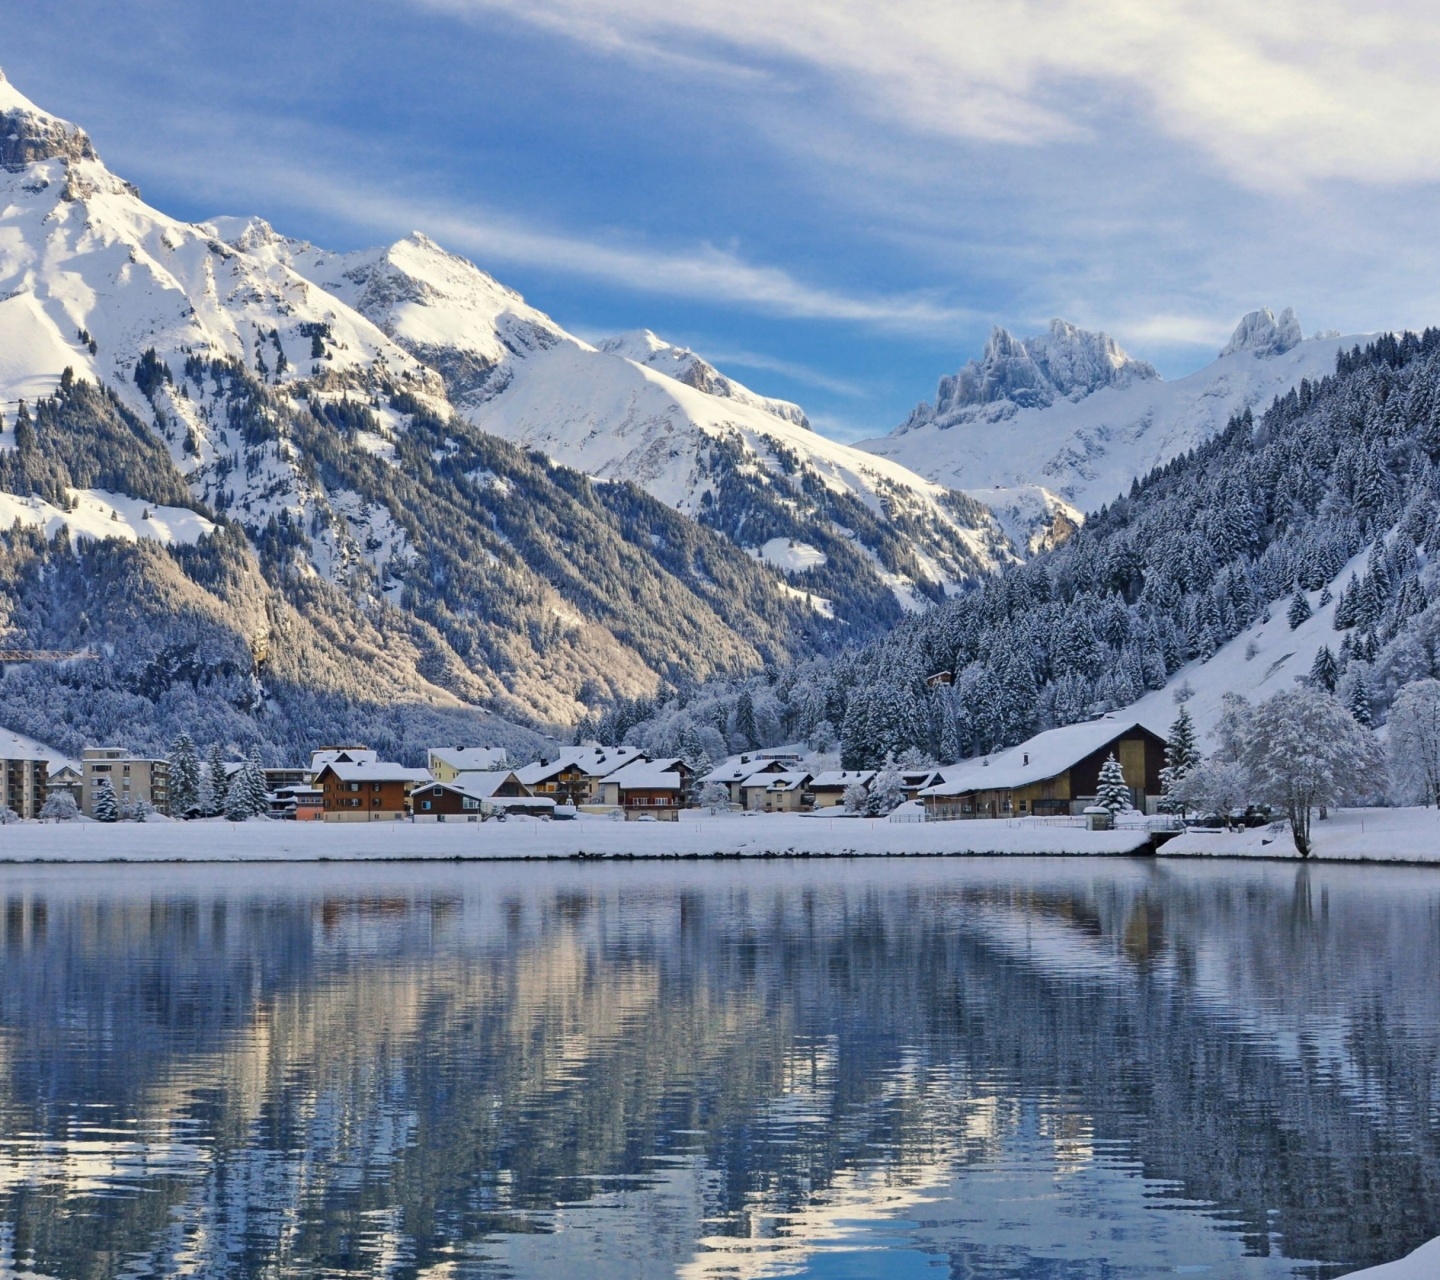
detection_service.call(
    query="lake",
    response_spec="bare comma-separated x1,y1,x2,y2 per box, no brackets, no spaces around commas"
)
0,856,1434,1278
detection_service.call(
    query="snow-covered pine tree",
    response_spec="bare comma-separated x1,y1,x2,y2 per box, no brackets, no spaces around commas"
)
92,778,119,823
169,732,201,817
1095,753,1131,816
1309,646,1339,692
243,745,269,817
202,744,229,817
1345,672,1374,727
842,780,870,814
1158,705,1199,814
224,779,252,822
1287,590,1313,630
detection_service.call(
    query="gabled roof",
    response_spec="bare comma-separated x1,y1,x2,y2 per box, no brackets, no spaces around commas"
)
311,747,378,771
810,770,876,789
605,758,687,790
700,756,788,785
419,770,526,799
515,745,645,785
921,715,1166,797
763,771,812,791
314,760,429,784
429,746,508,772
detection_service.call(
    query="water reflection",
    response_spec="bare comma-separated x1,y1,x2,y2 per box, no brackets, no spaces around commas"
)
0,859,1433,1278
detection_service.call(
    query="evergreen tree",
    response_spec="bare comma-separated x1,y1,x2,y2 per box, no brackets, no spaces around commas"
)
733,690,759,751
1095,753,1131,815
92,778,119,823
1309,645,1339,692
1158,706,1200,814
1287,590,1313,630
169,732,201,817
1345,672,1374,727
202,744,229,818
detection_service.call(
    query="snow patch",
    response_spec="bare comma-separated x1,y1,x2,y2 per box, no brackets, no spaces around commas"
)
0,489,214,545
750,536,827,573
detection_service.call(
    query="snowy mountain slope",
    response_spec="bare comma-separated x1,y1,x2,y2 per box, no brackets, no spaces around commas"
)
0,70,893,751
860,309,1371,529
250,225,1015,615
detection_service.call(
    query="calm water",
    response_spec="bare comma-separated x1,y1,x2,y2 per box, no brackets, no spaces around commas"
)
0,858,1435,1278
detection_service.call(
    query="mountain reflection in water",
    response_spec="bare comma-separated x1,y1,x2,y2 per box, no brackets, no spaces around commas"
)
0,857,1433,1279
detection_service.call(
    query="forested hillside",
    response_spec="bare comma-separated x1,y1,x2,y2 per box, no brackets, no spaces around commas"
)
619,331,1440,769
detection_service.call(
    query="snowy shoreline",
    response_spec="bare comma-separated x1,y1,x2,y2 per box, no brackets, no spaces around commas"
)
1160,807,1440,863
0,813,1153,862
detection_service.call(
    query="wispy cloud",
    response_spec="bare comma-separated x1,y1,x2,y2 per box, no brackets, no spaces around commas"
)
694,347,870,398
255,165,978,332
413,0,1440,189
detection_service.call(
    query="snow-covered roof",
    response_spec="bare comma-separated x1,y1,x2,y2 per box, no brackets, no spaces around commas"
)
701,756,788,785
921,715,1166,797
428,746,508,772
761,771,812,792
811,770,876,789
515,745,644,785
310,747,378,771
604,758,687,791
314,760,430,784
418,771,524,799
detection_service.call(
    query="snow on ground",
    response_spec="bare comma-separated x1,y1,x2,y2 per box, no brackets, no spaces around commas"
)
1163,807,1440,862
1129,543,1370,748
0,488,214,545
1343,1236,1440,1279
0,725,74,771
0,813,1151,861
750,536,827,573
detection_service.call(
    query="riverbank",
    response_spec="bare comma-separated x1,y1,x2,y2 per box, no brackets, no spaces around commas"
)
1162,807,1440,862
0,813,1153,861
1346,1235,1440,1277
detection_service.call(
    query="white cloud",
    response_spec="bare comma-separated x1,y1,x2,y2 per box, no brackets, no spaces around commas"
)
413,0,1440,188
262,168,976,331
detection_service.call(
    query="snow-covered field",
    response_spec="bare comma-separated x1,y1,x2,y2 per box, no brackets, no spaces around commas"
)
0,813,1151,861
1163,807,1440,862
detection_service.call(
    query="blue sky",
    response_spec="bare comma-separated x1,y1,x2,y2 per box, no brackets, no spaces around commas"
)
10,0,1440,440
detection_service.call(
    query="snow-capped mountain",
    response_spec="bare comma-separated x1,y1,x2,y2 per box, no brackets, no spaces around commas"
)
859,310,1371,542
247,224,1013,611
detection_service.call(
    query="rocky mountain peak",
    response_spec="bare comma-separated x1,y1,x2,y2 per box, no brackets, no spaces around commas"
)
0,69,99,171
919,318,1158,423
1220,307,1304,359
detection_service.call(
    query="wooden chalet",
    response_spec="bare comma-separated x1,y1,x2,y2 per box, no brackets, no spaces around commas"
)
516,746,645,806
808,770,876,809
596,758,693,820
314,759,428,821
920,716,1166,820
412,771,553,820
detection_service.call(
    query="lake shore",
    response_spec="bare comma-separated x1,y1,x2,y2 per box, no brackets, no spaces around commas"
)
0,812,1152,861
1160,806,1440,863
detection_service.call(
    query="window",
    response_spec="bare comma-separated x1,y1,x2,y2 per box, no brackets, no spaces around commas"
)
347,782,359,792
372,782,381,792
463,797,480,810
422,800,432,811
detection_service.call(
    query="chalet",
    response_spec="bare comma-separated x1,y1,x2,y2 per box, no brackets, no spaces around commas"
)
899,768,944,800
808,770,875,809
516,746,645,806
45,763,82,807
428,747,509,783
412,771,554,820
700,755,789,806
314,759,428,821
748,770,813,813
919,716,1167,820
596,758,693,820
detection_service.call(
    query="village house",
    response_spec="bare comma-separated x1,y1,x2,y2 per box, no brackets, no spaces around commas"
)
596,758,693,820
45,763,82,807
313,759,428,821
919,716,1167,820
700,755,789,806
808,769,876,809
412,771,554,820
427,747,509,784
516,745,645,806
270,785,324,820
750,770,814,813
82,747,170,817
